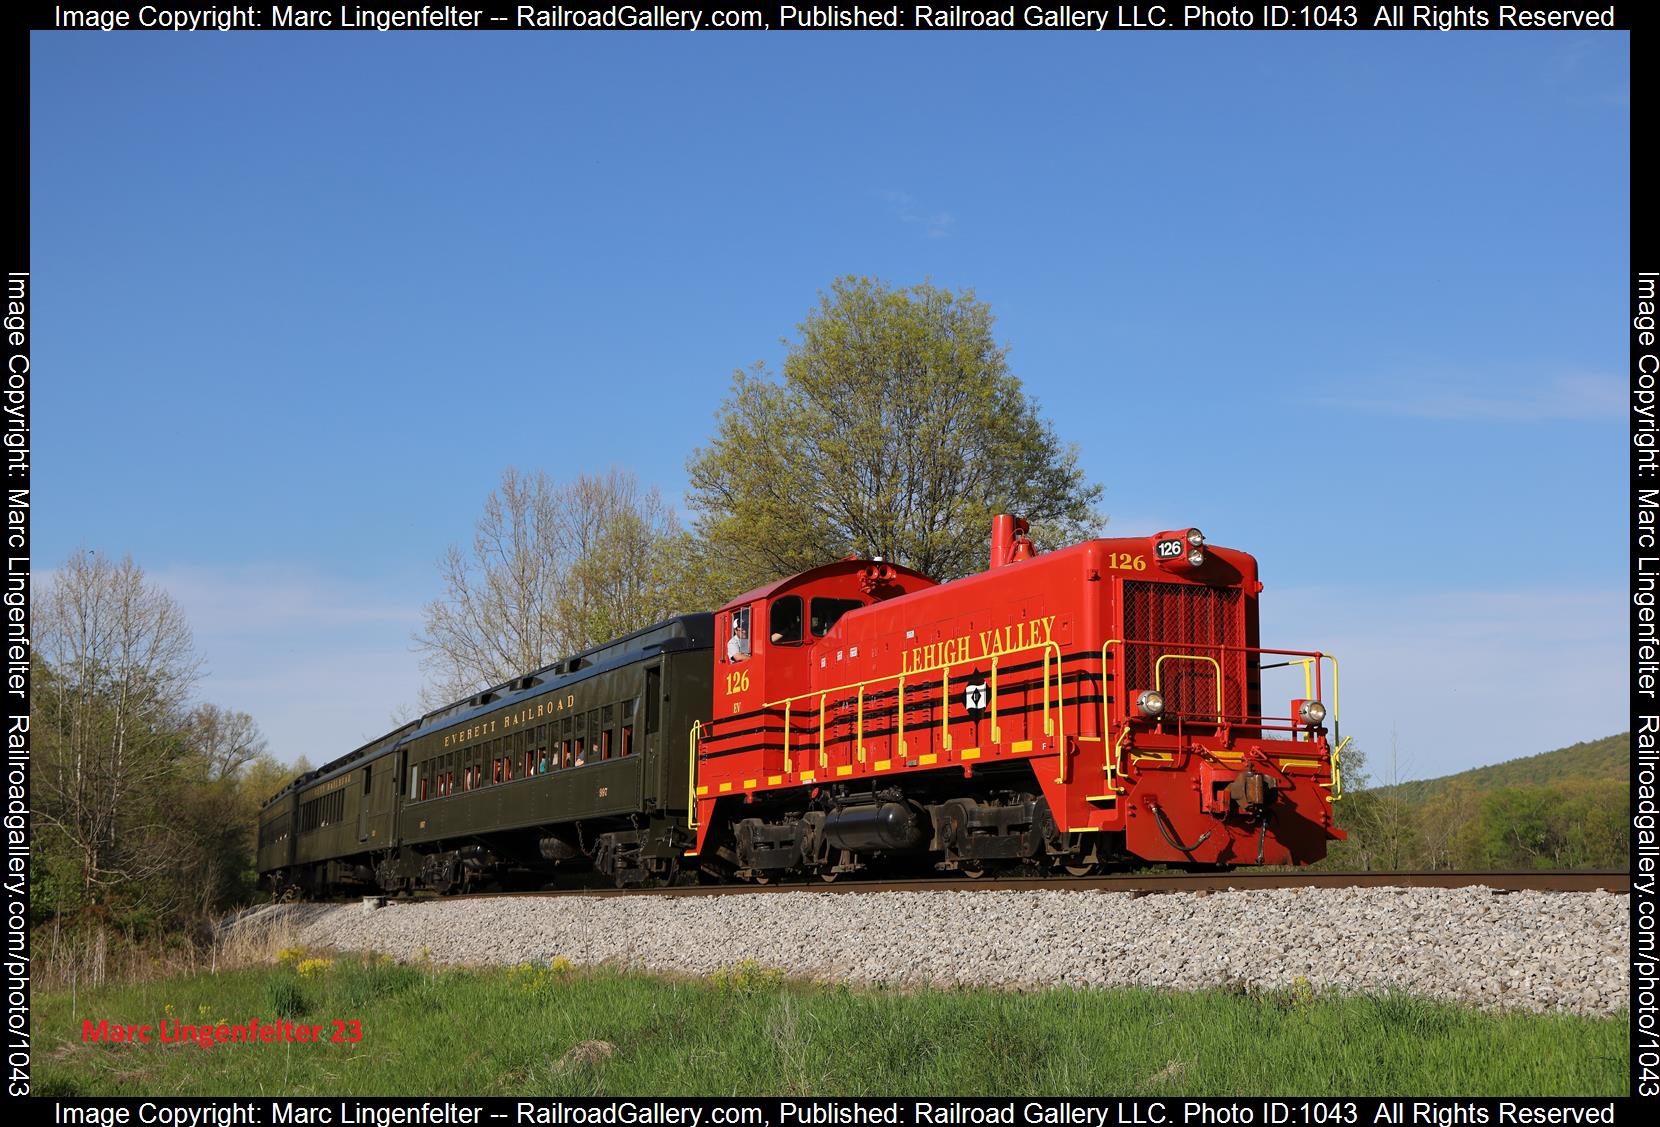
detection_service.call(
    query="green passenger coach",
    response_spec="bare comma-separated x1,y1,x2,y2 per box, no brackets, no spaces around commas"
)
257,614,714,895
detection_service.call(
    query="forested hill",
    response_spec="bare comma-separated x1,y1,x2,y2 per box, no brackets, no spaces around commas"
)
1378,733,1629,804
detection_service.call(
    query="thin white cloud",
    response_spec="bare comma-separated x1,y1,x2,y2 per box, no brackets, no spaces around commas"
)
150,566,428,763
879,189,955,239
1318,371,1622,422
205,645,427,763
151,564,421,633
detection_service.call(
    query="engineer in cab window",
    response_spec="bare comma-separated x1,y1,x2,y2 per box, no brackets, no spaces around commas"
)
727,608,751,662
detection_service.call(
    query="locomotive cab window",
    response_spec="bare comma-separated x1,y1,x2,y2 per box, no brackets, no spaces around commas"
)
769,596,803,645
810,597,863,637
726,606,752,662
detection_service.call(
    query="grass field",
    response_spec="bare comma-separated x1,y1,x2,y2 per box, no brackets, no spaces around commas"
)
32,955,1628,1097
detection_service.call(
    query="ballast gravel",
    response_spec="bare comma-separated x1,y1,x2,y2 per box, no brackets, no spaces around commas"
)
240,887,1629,1015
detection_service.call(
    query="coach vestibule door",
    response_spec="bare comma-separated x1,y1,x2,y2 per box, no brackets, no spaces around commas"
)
358,766,372,842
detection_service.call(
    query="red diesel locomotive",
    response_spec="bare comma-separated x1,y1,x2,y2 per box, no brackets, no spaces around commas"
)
689,515,1347,877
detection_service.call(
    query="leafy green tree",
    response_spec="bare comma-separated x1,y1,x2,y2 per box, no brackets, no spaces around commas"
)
685,277,1103,598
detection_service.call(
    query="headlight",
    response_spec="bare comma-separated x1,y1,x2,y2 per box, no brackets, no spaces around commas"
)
1187,528,1205,546
1136,690,1165,717
1187,549,1205,567
1299,700,1328,726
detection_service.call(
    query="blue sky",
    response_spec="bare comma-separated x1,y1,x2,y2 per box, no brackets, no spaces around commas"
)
32,31,1629,779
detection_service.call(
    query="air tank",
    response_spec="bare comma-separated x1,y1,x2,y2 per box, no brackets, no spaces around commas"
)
822,802,928,853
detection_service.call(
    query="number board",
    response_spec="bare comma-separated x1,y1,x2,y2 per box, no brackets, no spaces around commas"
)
1155,538,1185,559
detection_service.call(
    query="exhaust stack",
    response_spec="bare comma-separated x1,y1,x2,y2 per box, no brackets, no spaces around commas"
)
989,514,1035,570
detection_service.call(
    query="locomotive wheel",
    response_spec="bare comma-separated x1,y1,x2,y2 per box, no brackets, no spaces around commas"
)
959,862,989,880
818,870,840,884
1063,864,1095,877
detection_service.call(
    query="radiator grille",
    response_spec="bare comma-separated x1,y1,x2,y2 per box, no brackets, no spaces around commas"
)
1122,580,1245,720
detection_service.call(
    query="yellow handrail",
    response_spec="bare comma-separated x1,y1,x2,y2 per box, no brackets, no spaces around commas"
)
1322,653,1341,730
782,701,792,774
1099,639,1124,793
896,673,907,758
1286,657,1316,741
686,720,702,830
990,655,1001,745
817,692,828,769
1322,734,1351,801
1154,653,1224,724
1284,654,1340,741
764,639,1063,778
1108,724,1129,793
1035,640,1065,782
1042,641,1060,741
940,665,952,753
856,686,867,763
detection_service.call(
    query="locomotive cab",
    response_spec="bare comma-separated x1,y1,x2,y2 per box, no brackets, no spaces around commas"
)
710,559,936,779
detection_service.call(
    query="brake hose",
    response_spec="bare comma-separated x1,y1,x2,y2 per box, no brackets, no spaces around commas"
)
1149,801,1213,856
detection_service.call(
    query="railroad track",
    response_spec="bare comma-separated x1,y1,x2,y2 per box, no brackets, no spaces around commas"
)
428,869,1628,903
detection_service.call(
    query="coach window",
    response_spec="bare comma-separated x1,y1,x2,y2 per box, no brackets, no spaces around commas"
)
621,698,636,758
770,596,803,645
811,597,863,637
410,765,420,799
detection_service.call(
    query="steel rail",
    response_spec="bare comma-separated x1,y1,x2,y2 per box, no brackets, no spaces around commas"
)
420,869,1629,904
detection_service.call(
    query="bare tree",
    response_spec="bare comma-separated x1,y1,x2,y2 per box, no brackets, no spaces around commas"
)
184,703,268,781
33,552,201,904
414,467,687,705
